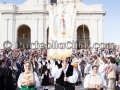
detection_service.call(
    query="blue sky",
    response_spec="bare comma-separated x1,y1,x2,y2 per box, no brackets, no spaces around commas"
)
0,0,120,44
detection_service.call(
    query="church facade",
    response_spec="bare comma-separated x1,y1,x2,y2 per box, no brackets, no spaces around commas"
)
0,0,106,49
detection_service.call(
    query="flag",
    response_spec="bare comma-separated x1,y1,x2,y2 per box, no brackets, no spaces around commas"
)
47,3,77,60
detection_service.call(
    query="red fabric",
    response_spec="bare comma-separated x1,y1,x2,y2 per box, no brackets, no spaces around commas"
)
3,58,6,66
105,67,109,72
44,51,47,55
32,52,34,55
14,50,18,55
3,58,6,63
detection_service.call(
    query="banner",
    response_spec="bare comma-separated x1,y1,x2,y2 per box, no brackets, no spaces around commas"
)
47,3,77,60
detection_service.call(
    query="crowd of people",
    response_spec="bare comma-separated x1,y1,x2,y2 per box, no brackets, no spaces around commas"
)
0,47,120,90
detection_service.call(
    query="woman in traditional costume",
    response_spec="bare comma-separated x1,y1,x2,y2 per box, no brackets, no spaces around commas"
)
84,65,105,90
17,60,40,90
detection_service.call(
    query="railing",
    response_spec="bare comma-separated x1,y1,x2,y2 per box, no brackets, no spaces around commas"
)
17,38,30,41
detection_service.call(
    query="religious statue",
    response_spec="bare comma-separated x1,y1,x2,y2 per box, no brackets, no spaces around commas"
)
60,14,66,33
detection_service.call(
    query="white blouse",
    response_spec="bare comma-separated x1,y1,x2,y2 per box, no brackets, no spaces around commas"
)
84,74,105,88
17,72,40,88
88,75,102,85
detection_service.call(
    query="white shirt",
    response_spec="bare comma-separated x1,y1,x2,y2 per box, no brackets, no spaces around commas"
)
99,64,106,74
84,63,91,73
52,62,78,83
38,61,50,69
105,63,109,68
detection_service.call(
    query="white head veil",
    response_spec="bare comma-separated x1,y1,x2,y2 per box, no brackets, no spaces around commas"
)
89,65,99,75
24,61,33,73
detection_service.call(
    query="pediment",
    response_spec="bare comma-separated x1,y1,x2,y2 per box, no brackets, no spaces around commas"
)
77,2,104,12
1,0,44,13
0,0,105,14
16,0,36,12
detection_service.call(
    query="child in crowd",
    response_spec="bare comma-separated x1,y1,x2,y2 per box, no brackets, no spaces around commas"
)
41,69,52,90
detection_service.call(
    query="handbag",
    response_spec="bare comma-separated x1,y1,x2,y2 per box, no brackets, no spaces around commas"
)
107,68,116,79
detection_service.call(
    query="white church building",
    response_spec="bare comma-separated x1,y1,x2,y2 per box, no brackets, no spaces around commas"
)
0,0,106,49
